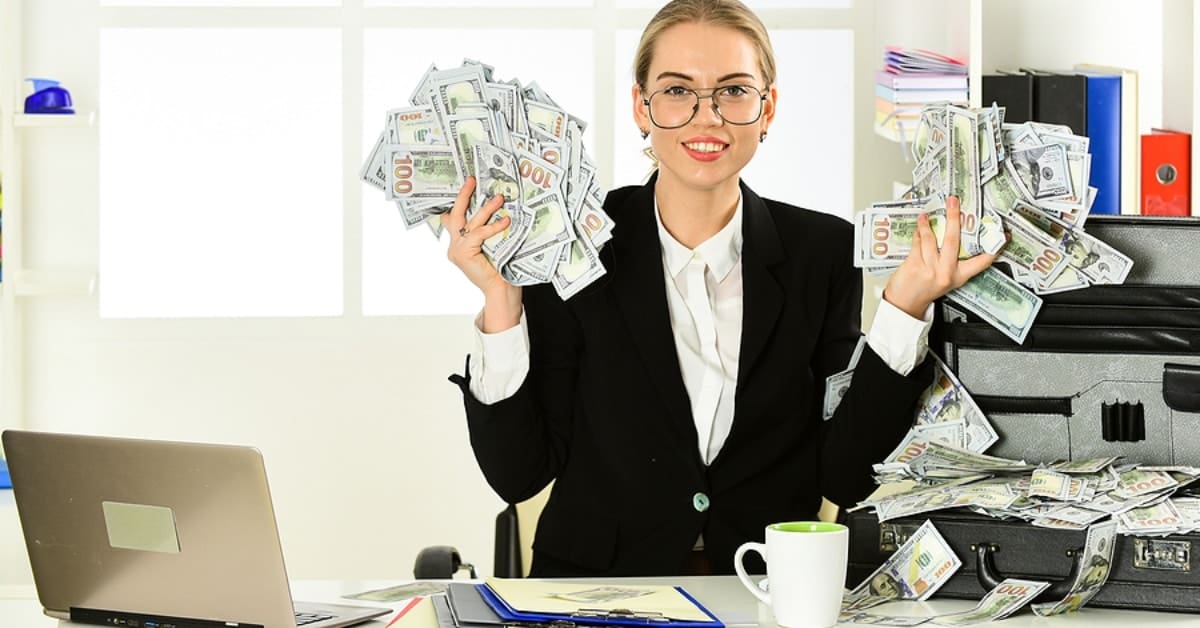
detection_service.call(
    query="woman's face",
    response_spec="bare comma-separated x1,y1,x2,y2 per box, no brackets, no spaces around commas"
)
634,21,775,195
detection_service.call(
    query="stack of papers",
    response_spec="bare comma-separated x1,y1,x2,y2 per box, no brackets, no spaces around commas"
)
883,46,968,75
876,47,969,142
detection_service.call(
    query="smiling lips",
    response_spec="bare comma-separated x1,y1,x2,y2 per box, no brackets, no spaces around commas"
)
682,136,729,161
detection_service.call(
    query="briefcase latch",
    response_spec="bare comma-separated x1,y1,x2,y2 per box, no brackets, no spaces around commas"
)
878,522,923,553
1133,538,1191,572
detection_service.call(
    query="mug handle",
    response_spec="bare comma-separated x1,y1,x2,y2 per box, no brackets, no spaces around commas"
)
733,542,771,606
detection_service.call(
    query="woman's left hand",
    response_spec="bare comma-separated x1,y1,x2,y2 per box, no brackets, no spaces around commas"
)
882,196,999,319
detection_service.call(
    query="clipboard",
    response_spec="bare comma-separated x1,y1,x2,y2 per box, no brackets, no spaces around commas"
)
474,582,724,628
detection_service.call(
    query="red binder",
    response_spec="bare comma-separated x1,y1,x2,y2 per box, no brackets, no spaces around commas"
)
1141,129,1191,216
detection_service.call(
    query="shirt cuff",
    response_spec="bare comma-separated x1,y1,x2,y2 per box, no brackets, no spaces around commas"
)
468,309,531,404
866,299,933,376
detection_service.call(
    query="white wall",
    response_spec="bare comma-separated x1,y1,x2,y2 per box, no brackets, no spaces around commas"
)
982,0,1165,132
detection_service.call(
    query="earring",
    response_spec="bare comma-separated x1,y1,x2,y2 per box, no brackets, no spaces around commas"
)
640,129,649,140
759,131,767,143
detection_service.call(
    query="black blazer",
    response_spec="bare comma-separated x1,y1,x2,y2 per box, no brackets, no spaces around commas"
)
451,175,933,577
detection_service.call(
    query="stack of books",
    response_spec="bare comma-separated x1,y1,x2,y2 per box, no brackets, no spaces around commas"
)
875,46,968,142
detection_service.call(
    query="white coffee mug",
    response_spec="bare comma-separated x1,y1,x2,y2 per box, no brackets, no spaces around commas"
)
734,521,848,628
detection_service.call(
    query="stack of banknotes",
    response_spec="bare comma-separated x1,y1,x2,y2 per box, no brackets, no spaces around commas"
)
854,103,1135,344
840,517,1119,624
359,59,614,300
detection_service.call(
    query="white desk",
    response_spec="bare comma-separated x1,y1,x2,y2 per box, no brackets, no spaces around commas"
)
2,576,1200,626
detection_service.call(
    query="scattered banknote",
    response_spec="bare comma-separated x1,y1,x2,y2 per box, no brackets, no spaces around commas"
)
946,267,1043,344
844,520,962,606
827,342,998,461
839,610,931,626
931,579,1049,625
1031,520,1118,616
823,336,868,420
913,354,998,453
859,103,1135,344
360,60,613,300
344,581,447,601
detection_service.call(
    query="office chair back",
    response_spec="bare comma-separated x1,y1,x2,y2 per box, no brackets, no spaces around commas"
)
493,505,522,578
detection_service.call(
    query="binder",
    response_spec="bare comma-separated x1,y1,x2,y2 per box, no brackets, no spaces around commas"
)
1018,69,1087,135
473,581,724,628
446,583,506,627
981,73,1033,123
1076,64,1141,215
1076,72,1122,215
1141,129,1191,216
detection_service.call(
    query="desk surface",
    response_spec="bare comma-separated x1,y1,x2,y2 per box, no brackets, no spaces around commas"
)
2,576,1200,627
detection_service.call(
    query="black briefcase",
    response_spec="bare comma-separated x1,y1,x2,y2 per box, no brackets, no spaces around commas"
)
846,508,1200,613
847,215,1200,612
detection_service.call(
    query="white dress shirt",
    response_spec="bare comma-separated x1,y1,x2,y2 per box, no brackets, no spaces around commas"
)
467,196,935,462
655,198,743,465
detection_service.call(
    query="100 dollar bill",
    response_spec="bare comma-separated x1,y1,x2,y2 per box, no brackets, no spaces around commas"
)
845,520,961,604
945,266,1043,344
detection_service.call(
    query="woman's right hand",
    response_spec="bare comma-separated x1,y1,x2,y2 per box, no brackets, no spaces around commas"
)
443,177,523,332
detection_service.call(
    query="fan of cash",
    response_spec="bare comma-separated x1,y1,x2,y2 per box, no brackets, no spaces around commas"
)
359,60,615,300
855,103,1135,344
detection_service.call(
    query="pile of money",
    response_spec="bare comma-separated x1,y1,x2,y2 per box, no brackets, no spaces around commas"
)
360,60,614,300
854,103,1135,344
856,435,1200,539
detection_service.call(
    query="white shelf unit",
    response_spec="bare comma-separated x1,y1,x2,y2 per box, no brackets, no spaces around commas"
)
858,0,1200,217
12,111,95,128
0,0,101,430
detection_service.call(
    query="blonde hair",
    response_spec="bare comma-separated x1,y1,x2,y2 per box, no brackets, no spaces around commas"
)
633,0,777,91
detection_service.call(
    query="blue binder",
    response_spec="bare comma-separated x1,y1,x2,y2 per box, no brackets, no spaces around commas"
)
1079,72,1122,215
0,459,9,489
474,583,724,628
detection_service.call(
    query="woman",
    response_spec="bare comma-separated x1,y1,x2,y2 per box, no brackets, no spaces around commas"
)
444,0,996,577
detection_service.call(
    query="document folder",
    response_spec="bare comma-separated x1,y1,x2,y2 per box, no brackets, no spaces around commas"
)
474,580,723,628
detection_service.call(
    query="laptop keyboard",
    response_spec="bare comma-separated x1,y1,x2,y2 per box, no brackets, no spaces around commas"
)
295,612,335,625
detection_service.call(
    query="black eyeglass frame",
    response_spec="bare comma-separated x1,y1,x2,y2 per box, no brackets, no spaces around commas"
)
641,85,770,130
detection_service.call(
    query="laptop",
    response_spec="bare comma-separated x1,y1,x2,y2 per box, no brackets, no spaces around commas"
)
1,429,392,628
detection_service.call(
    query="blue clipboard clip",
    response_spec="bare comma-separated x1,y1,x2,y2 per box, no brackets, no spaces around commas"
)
570,609,670,624
476,583,723,628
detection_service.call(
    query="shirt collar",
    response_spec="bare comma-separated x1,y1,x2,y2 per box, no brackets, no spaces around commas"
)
654,194,744,283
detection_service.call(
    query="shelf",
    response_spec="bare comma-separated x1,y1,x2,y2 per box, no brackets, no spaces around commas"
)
12,111,95,128
874,124,916,145
7,270,97,297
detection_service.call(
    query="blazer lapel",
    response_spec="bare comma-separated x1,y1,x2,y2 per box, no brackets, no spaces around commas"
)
736,182,787,394
609,176,697,447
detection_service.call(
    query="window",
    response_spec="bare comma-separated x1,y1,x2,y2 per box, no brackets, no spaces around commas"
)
99,28,343,317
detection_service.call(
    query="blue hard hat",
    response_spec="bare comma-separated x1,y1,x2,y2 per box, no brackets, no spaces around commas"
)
24,78,75,114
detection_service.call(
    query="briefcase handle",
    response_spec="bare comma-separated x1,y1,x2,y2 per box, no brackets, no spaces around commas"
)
971,542,1085,602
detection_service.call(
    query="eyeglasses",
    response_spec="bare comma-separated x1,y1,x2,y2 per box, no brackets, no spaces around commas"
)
642,84,768,129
